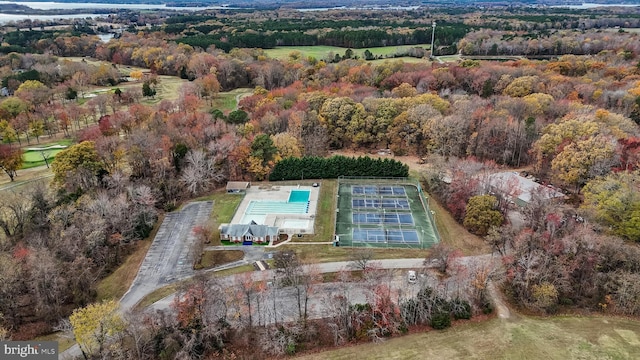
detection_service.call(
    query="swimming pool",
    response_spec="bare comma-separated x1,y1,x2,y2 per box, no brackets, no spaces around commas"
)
288,190,310,203
241,200,309,224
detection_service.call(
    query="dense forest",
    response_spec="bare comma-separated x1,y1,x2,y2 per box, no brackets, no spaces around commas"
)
0,3,640,359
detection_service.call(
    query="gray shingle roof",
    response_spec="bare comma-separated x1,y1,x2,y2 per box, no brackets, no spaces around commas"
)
220,221,279,238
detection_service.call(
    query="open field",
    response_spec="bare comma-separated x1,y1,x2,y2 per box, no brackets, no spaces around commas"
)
368,56,428,65
212,88,253,112
297,315,640,360
87,75,188,105
264,44,430,61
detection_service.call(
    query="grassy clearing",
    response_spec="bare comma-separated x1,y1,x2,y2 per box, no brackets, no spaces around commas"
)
134,284,179,311
291,180,337,243
193,191,244,245
367,57,428,65
34,332,75,353
96,239,153,301
280,244,429,263
296,315,640,360
96,213,164,301
19,139,74,169
22,148,63,162
212,88,253,112
437,55,462,62
213,263,256,277
198,250,244,269
428,197,489,255
264,44,430,61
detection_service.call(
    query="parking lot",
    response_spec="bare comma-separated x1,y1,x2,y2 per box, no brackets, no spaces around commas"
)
120,201,213,309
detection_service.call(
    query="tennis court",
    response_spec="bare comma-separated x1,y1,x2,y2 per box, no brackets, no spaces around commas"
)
352,212,414,225
352,229,420,244
351,198,410,209
352,185,406,196
335,177,439,249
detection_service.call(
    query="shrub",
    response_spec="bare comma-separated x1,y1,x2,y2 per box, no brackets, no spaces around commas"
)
451,298,472,320
430,311,451,330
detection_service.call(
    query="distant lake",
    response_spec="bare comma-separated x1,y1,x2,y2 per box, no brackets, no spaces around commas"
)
551,3,640,9
0,12,97,23
297,5,421,12
0,1,232,24
0,1,230,11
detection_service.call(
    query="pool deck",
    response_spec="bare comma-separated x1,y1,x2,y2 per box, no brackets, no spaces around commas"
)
230,185,319,235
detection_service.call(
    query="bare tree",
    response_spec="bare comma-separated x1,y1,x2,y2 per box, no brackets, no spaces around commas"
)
181,149,226,195
348,248,375,271
424,243,458,275
0,189,32,239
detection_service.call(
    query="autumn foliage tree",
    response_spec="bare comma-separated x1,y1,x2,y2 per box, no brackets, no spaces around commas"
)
69,300,125,359
582,171,640,241
463,195,504,236
0,144,23,181
51,141,105,191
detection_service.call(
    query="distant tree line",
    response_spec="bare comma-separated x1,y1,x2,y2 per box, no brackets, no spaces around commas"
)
175,23,469,52
268,155,409,181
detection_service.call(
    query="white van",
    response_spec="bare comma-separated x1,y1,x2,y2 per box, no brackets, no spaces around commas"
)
407,270,417,283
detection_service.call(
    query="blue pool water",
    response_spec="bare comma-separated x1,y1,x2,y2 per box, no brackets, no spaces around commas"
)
288,190,310,203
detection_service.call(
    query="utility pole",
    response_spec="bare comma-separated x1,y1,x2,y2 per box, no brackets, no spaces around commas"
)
430,21,436,59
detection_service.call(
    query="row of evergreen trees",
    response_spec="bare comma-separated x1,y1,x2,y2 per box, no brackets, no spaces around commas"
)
268,155,409,181
176,23,469,53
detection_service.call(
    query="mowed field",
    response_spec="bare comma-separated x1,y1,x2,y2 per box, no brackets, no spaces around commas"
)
264,44,431,61
297,315,640,360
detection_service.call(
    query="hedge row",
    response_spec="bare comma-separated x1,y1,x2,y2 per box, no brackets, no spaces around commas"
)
268,155,409,181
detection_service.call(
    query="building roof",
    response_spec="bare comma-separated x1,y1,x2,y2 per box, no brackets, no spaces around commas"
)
226,181,250,190
220,221,279,238
486,172,564,205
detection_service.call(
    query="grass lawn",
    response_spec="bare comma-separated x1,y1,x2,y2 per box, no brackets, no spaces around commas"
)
428,197,489,255
96,213,164,301
197,249,244,269
296,315,640,360
437,55,462,62
264,44,430,61
279,244,429,263
193,191,244,245
367,57,429,65
213,263,256,277
22,148,63,164
133,283,179,311
34,332,75,353
18,139,74,169
289,179,337,243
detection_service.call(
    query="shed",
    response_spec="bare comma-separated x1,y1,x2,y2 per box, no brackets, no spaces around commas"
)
226,181,251,193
